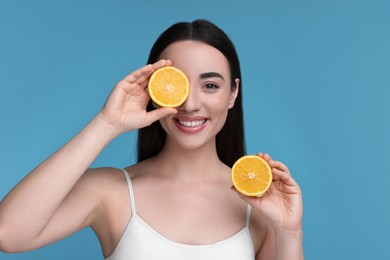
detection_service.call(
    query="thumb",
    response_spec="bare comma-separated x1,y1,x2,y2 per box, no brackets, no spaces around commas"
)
145,107,177,126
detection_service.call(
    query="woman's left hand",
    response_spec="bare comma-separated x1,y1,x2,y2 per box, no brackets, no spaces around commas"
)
233,152,303,232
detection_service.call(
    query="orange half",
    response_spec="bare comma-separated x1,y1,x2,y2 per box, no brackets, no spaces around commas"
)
148,66,190,108
231,155,273,197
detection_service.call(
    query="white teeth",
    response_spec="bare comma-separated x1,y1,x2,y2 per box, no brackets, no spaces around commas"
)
177,119,206,127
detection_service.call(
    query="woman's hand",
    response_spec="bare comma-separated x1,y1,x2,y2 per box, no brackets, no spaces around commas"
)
99,59,177,135
233,152,303,233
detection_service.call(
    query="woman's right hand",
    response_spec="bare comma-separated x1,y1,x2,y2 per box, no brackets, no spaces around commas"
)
99,59,177,135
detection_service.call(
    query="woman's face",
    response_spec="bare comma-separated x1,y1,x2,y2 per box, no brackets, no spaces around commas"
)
157,40,239,150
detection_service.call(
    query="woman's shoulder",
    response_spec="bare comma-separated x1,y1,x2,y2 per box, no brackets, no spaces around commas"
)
82,167,133,217
122,157,159,179
84,167,127,183
79,167,130,198
80,167,133,254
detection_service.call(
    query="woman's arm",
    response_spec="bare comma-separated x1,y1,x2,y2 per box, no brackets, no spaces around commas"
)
234,153,304,260
273,227,303,260
0,60,176,253
255,222,303,260
0,116,116,252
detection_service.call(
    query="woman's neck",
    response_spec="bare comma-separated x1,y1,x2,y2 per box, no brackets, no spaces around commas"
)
153,138,227,182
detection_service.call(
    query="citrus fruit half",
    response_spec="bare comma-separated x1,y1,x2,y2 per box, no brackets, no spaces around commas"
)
148,66,190,108
231,155,273,197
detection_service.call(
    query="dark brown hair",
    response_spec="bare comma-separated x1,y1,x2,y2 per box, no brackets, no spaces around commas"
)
137,19,245,167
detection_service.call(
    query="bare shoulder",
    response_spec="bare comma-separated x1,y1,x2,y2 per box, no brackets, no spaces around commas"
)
81,167,132,255
81,167,129,204
81,167,124,185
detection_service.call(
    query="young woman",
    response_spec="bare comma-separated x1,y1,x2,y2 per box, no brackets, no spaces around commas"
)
0,20,303,259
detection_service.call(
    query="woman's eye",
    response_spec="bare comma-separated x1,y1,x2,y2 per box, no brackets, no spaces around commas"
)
204,83,219,90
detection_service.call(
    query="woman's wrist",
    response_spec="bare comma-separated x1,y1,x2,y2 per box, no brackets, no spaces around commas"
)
274,227,304,260
92,113,123,143
95,112,124,138
274,227,303,241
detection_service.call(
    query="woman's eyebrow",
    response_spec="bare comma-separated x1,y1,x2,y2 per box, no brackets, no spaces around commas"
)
199,72,225,81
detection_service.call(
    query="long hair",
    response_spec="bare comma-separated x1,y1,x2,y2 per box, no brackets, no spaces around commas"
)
137,19,245,167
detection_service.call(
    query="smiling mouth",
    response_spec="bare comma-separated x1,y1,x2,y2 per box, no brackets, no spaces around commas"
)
176,119,207,128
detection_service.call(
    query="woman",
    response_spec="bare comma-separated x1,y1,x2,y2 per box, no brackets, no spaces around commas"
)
0,20,303,259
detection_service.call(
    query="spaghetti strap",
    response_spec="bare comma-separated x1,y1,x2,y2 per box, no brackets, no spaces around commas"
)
121,168,136,215
245,204,252,227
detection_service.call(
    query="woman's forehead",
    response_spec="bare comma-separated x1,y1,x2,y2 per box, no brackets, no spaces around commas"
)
158,40,230,78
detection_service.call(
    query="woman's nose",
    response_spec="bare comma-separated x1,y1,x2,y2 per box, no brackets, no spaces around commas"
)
179,85,200,112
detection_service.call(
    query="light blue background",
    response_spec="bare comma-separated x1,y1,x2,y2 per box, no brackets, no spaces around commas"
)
1,0,389,259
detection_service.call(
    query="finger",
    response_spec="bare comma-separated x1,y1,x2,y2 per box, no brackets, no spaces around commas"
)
262,153,273,163
257,152,268,160
122,64,154,85
144,107,177,126
136,60,172,87
151,59,172,70
272,168,297,186
142,60,172,92
269,160,290,174
141,79,151,90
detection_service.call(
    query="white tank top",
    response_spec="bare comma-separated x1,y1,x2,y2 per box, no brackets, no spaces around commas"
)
105,169,255,260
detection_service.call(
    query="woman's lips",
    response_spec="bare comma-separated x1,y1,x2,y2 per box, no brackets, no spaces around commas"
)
176,119,206,127
174,117,208,133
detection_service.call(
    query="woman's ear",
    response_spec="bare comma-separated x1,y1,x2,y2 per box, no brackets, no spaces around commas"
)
228,78,240,109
